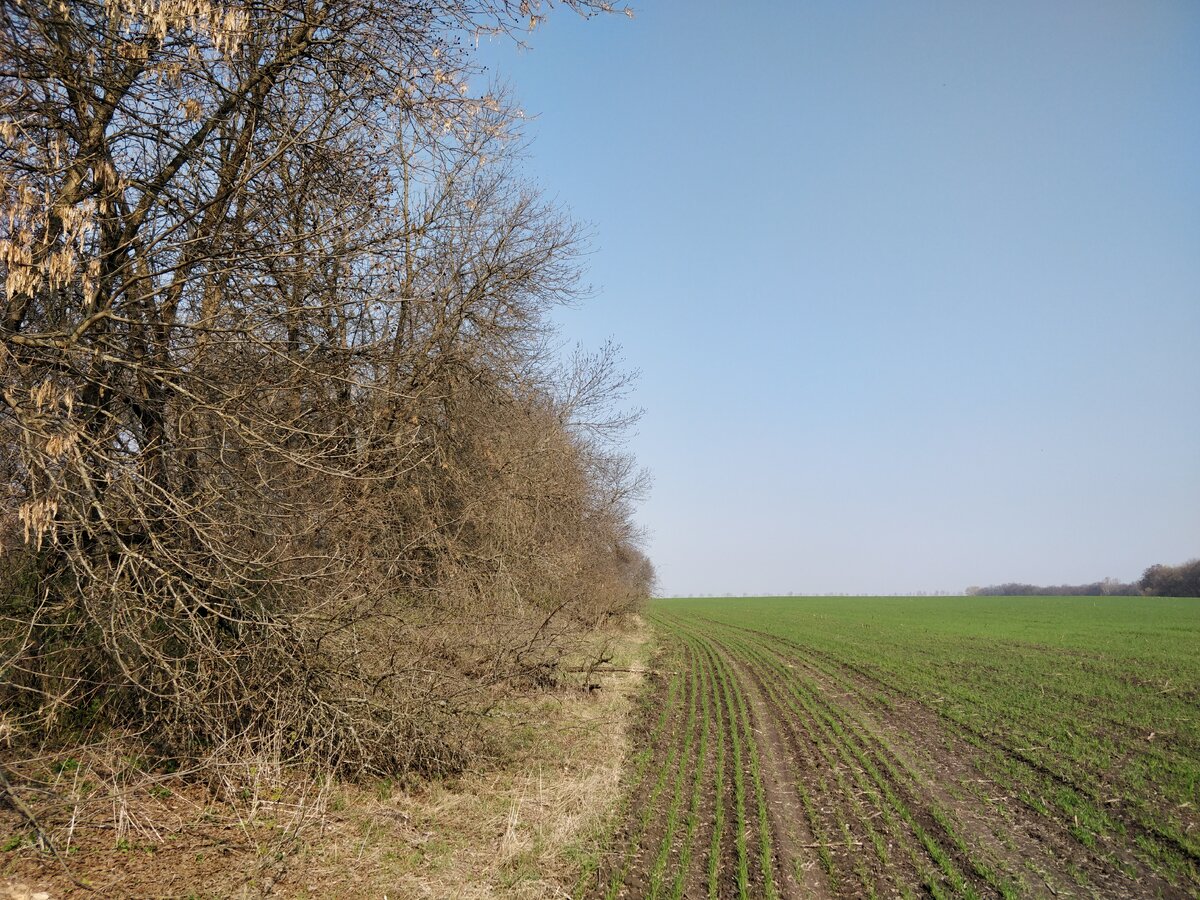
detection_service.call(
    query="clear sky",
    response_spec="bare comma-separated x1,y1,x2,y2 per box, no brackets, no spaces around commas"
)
475,1,1200,596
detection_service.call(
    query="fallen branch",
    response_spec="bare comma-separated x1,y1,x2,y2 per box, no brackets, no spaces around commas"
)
0,767,94,891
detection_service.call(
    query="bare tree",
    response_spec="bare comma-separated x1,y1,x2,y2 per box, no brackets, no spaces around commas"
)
1,0,649,777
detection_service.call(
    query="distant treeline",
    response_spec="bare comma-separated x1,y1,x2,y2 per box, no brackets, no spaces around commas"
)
968,557,1200,598
968,580,1139,597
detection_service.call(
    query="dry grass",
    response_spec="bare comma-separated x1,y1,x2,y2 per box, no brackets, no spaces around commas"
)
0,618,653,899
296,615,653,899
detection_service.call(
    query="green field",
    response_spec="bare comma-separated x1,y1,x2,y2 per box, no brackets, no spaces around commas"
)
580,595,1200,899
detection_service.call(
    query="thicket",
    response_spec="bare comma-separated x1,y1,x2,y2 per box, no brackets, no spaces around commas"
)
0,0,652,779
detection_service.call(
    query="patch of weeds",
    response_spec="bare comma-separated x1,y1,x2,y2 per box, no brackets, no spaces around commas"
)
3,833,27,852
374,777,396,801
381,847,422,870
498,852,541,888
356,818,384,842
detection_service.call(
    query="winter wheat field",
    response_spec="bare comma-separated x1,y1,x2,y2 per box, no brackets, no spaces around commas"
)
577,596,1200,900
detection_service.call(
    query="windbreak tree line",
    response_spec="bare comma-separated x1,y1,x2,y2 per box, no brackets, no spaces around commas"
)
0,0,652,776
967,556,1200,598
968,580,1140,597
1138,558,1200,598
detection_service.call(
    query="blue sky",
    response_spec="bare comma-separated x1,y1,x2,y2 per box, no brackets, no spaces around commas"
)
475,1,1200,596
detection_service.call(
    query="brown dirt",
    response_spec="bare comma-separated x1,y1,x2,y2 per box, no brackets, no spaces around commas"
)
582,637,750,899
585,643,694,898
792,633,1200,871
678,660,720,900
711,660,742,899
720,649,829,900
615,664,695,900
725,620,1192,899
0,778,287,898
726,637,927,899
592,616,1198,899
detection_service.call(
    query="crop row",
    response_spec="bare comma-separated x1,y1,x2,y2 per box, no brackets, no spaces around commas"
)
587,596,1199,898
688,599,1200,891
577,620,779,899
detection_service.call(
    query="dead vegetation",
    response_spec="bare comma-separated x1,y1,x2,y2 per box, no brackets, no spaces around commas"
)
0,0,653,878
0,618,653,897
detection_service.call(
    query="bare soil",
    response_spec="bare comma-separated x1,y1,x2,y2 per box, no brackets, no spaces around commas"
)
595,617,1196,899
721,651,829,900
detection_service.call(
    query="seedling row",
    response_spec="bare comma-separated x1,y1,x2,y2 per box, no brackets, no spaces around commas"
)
584,596,1200,899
